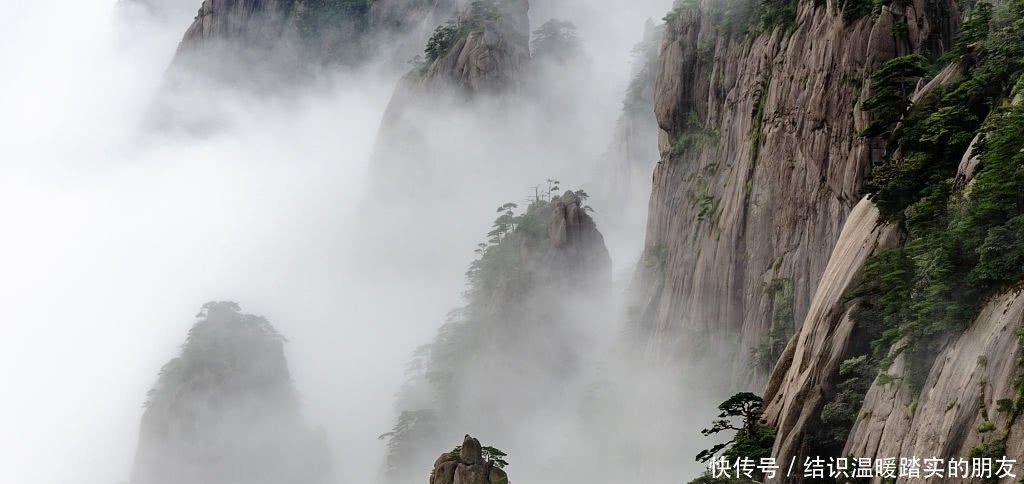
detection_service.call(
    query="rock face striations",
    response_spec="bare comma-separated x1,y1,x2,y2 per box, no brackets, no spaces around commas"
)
759,196,900,477
130,302,331,484
409,0,530,95
643,0,1024,478
630,0,958,389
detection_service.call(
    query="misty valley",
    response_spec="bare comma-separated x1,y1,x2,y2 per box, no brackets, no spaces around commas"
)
4,0,1024,484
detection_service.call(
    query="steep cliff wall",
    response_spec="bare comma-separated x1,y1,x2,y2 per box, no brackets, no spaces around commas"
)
632,0,957,388
169,0,306,82
753,1,1024,477
761,196,899,466
177,0,293,48
844,289,1024,484
130,302,331,484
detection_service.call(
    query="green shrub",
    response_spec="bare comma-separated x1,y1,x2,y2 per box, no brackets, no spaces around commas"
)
968,438,1006,484
854,0,1024,402
860,54,931,139
425,21,459,61
841,0,881,22
447,444,509,468
423,1,503,62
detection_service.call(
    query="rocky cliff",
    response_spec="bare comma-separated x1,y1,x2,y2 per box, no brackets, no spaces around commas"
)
690,0,1024,478
760,196,900,472
354,0,562,280
631,0,958,390
842,289,1024,482
428,435,510,484
411,0,529,94
380,190,610,483
369,0,531,192
130,301,331,484
168,0,461,82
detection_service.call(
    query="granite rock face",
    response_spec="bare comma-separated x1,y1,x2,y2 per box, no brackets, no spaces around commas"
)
414,0,530,95
171,0,300,79
429,435,509,484
176,0,291,47
758,60,1024,480
631,0,958,390
759,196,900,479
839,289,1024,484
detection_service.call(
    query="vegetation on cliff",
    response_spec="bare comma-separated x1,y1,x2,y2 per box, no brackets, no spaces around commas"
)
688,392,776,484
429,435,510,484
422,0,506,63
856,0,1024,395
768,0,1024,468
380,185,610,482
662,0,798,39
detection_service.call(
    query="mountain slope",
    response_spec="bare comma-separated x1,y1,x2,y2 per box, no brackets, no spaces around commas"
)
630,0,958,391
130,302,331,484
381,190,611,483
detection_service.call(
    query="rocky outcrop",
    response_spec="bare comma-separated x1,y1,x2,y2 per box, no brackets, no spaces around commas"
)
176,0,292,48
751,26,1024,475
429,435,509,484
130,301,330,484
413,0,530,94
830,86,1024,482
544,190,612,284
840,289,1024,484
370,0,531,191
167,0,461,83
171,0,301,79
380,192,610,482
759,196,899,479
631,0,958,388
